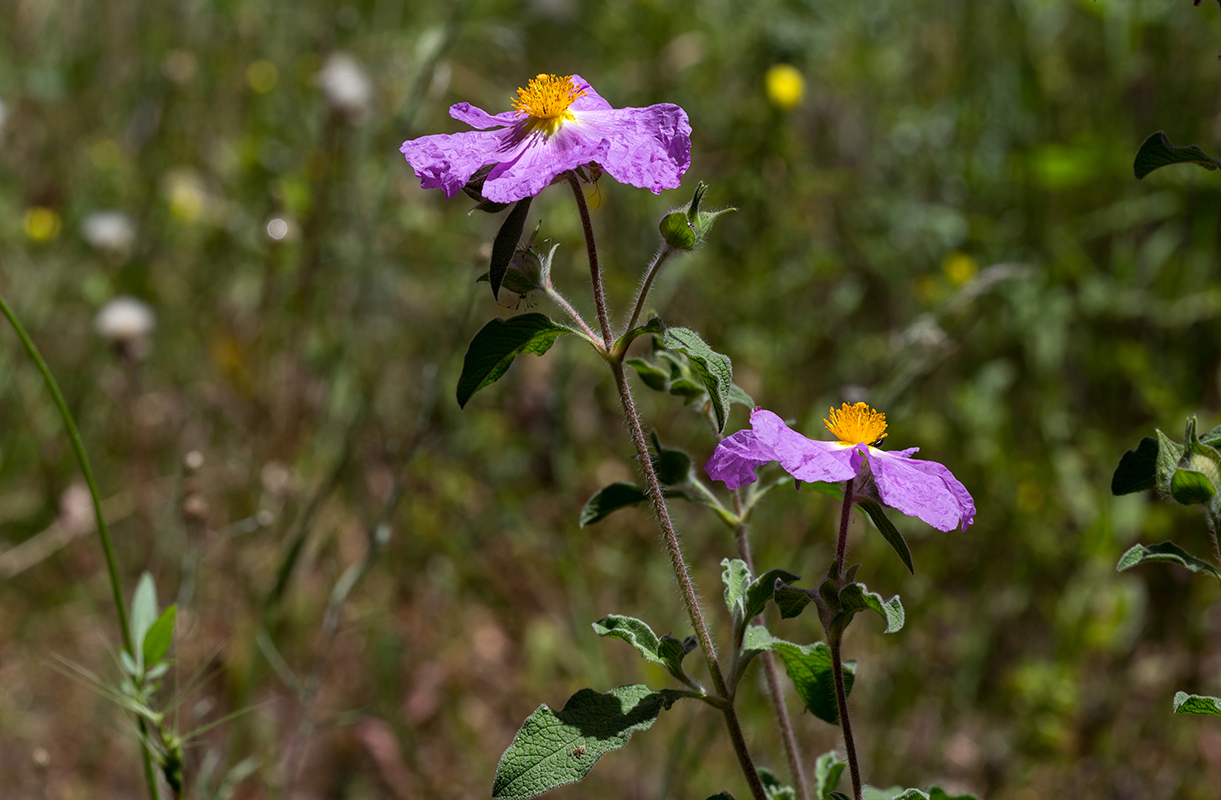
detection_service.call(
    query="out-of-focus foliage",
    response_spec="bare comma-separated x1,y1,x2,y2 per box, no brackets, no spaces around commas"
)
1,0,1220,798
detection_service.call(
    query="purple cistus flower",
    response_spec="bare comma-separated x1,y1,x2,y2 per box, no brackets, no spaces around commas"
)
400,73,691,203
706,403,976,532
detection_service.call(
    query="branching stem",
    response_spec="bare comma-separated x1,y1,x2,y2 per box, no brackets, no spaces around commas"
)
832,477,862,800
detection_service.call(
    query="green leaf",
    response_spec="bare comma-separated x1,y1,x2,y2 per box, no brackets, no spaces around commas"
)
1111,437,1158,495
742,568,802,628
856,499,914,575
862,789,981,800
1116,541,1221,582
626,358,670,392
1133,131,1221,180
142,605,177,668
1201,424,1221,447
721,559,753,632
743,630,854,726
456,314,571,408
130,572,159,667
662,327,733,433
491,685,684,799
1155,428,1185,495
656,634,697,683
1170,467,1216,505
729,383,755,408
489,198,533,300
650,432,692,486
774,581,813,620
834,584,905,635
1173,691,1221,716
668,377,706,399
591,615,666,668
813,750,846,799
580,483,648,527
758,766,797,800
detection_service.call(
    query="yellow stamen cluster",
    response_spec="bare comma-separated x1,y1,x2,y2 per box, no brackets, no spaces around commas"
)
512,74,585,135
824,402,888,446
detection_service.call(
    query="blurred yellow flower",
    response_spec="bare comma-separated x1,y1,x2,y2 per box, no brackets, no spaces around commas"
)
23,207,62,242
942,251,978,285
765,64,804,111
246,60,279,94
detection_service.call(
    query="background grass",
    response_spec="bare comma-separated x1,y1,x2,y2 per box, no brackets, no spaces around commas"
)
2,0,1221,798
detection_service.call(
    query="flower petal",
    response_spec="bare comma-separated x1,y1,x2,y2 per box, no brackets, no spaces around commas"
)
449,102,519,130
750,409,858,484
704,429,770,490
400,129,512,199
868,450,975,532
569,75,614,112
573,104,691,194
482,125,610,203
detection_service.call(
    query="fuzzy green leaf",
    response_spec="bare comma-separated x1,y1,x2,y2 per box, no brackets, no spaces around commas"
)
142,605,177,668
489,198,533,299
457,314,571,408
857,499,914,575
661,327,733,432
130,572,159,667
834,584,905,635
1133,131,1221,179
491,685,685,799
591,615,666,668
721,559,753,632
1154,428,1185,495
1173,691,1221,716
1116,541,1221,582
626,358,670,392
1111,437,1159,495
813,750,846,799
650,432,692,486
758,766,797,800
742,568,802,627
580,483,648,527
743,629,854,726
729,383,755,408
774,581,813,620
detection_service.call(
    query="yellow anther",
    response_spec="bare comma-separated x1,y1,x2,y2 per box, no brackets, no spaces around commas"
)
824,402,888,446
511,74,585,135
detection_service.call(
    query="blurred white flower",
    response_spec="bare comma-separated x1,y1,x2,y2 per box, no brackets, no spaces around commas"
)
82,211,136,254
95,296,156,343
318,53,371,119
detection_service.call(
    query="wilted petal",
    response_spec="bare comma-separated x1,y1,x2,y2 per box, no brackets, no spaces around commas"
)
399,129,511,199
868,450,974,532
482,126,610,203
449,102,519,130
704,429,770,490
574,104,691,194
750,409,857,484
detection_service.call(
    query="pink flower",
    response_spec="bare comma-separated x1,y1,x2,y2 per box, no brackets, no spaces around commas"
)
706,404,975,532
400,73,691,203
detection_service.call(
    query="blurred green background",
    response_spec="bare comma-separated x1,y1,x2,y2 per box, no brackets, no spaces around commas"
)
2,0,1221,797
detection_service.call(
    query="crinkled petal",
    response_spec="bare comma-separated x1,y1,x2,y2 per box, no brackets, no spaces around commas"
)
704,429,770,490
750,409,858,484
400,129,513,199
868,450,975,532
449,102,519,130
571,104,691,194
569,75,613,112
481,124,610,203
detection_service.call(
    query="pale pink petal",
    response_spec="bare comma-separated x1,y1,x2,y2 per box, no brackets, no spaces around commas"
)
704,429,770,490
868,450,975,532
482,125,610,203
750,409,858,484
449,102,519,130
399,129,510,199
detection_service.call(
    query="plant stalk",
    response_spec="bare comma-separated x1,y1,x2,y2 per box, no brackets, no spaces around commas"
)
832,476,862,800
625,245,675,333
0,292,161,799
567,173,614,348
732,494,810,800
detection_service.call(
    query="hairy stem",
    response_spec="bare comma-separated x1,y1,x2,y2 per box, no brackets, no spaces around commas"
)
732,494,810,800
830,633,862,800
610,362,767,800
0,292,161,799
832,476,862,800
567,173,614,347
544,286,601,347
625,245,675,333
